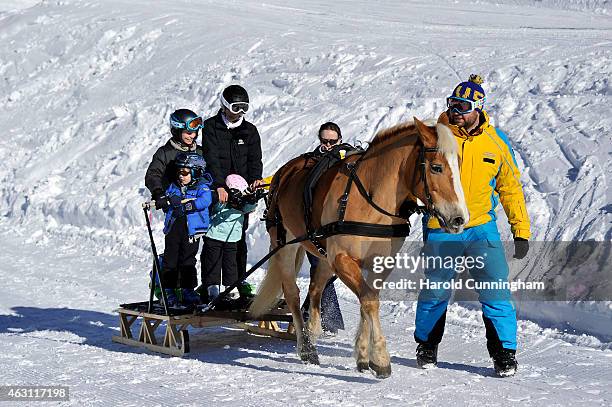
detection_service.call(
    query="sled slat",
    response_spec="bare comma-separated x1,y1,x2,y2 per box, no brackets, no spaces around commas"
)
114,302,295,356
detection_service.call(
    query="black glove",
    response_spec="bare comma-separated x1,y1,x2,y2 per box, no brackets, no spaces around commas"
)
184,200,195,212
153,194,170,210
169,195,183,208
514,237,529,259
168,195,185,216
243,189,267,204
227,188,244,209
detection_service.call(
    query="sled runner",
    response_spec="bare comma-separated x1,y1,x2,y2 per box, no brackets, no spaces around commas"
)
112,299,295,357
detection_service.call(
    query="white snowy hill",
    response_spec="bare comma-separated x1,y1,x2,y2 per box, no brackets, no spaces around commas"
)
0,0,610,405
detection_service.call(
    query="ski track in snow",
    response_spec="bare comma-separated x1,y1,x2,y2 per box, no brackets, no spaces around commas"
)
0,0,610,405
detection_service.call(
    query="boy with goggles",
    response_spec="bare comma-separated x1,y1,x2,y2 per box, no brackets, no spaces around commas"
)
161,153,213,307
169,115,204,132
415,74,531,378
145,108,205,212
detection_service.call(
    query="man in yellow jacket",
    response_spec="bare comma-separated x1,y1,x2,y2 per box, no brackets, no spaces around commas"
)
414,75,530,377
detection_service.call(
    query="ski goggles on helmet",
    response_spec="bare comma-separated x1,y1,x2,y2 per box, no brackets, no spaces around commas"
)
169,116,203,132
220,95,249,114
446,96,485,114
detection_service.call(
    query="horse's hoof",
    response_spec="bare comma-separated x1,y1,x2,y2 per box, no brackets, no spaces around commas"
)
300,351,320,365
369,361,392,379
356,361,369,372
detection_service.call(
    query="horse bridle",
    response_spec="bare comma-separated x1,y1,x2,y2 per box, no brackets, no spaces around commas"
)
341,143,442,222
417,146,448,228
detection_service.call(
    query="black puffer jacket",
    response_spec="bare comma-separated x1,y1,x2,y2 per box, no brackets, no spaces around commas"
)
144,139,202,199
202,111,263,188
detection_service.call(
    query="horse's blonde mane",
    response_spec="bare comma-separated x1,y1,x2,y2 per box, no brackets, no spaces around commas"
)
368,121,417,149
435,123,458,155
368,119,457,155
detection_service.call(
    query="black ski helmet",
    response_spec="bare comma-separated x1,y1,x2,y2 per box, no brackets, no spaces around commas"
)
222,85,249,104
175,152,206,179
169,108,202,139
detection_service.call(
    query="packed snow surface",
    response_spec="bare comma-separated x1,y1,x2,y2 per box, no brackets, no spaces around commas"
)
0,0,610,405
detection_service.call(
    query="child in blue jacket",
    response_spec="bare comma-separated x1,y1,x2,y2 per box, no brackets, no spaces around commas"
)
202,174,258,301
162,152,212,306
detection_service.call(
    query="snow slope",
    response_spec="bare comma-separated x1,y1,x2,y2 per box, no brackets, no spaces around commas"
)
0,0,610,405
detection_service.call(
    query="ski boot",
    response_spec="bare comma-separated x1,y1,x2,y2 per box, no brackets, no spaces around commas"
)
163,289,180,308
492,348,518,377
207,285,220,302
416,343,438,369
182,288,202,306
238,281,255,299
195,285,208,303
228,287,240,300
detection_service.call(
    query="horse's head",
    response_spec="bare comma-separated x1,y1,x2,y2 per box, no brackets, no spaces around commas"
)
412,117,469,234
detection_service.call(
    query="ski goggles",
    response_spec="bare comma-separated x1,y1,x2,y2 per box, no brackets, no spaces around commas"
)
446,96,485,114
220,95,249,114
169,116,203,132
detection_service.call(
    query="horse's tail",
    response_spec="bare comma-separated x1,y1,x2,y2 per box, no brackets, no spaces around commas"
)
249,247,285,317
251,158,307,317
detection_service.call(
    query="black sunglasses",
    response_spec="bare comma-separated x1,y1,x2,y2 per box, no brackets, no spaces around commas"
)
320,138,340,146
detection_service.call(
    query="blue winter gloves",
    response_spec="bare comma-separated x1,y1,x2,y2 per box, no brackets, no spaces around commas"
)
513,238,529,259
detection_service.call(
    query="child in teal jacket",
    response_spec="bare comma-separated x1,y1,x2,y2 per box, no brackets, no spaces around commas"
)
202,174,258,300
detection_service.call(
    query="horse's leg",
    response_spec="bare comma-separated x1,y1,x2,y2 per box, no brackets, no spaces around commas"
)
363,293,391,378
280,244,319,364
306,256,334,341
334,253,391,378
331,253,371,373
354,307,371,372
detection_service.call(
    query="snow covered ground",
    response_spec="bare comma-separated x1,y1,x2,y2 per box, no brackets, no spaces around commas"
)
0,0,610,405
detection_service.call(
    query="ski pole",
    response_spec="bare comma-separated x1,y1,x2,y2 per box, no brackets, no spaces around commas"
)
143,201,170,315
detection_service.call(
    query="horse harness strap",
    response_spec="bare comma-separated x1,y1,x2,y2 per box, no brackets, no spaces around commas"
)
419,146,440,216
307,144,438,256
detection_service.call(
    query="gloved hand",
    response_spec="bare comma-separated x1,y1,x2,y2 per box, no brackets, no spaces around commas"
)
227,188,244,209
168,195,185,216
183,200,195,212
243,189,267,204
513,238,529,259
169,195,183,208
154,194,170,210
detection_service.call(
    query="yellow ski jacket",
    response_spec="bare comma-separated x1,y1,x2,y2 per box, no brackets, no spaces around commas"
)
427,111,531,239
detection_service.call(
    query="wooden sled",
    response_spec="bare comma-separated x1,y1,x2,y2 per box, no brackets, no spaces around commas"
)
111,300,295,357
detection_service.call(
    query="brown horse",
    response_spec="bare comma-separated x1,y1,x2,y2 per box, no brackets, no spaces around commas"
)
250,118,468,378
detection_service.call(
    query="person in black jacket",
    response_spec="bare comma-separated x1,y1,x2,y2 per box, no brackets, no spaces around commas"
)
301,122,346,335
201,85,263,296
145,109,204,210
